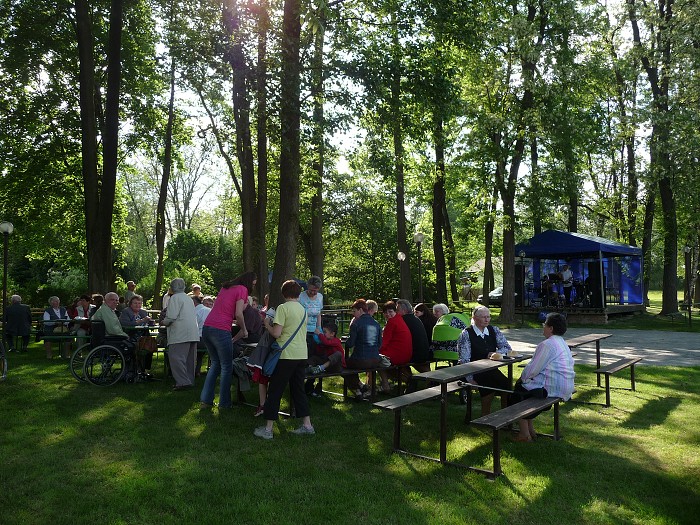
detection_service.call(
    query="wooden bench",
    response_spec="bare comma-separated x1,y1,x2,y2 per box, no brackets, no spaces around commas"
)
594,357,641,407
374,382,468,459
470,396,563,478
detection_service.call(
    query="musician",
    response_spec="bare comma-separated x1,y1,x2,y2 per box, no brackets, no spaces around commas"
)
559,264,573,305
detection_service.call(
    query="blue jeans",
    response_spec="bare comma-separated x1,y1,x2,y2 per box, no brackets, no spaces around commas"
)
200,326,234,408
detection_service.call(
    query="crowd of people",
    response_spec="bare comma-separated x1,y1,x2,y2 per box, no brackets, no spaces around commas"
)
4,274,575,444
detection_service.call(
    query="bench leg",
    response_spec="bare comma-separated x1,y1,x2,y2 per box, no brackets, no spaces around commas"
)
464,386,473,424
440,384,448,463
393,409,402,451
630,365,636,392
604,373,611,407
553,402,560,440
596,342,602,387
492,430,501,478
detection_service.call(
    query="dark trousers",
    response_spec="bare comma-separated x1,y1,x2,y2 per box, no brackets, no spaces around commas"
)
345,356,381,390
263,358,309,421
6,334,30,351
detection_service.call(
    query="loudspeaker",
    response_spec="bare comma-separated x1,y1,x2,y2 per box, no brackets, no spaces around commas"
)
515,264,524,307
587,262,603,308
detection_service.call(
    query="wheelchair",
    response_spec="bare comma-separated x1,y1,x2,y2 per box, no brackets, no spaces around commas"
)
70,321,139,386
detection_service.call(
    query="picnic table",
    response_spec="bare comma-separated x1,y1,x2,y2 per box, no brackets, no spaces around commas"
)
376,355,532,466
564,333,612,386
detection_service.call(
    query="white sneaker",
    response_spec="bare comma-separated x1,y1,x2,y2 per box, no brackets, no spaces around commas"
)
291,425,315,435
253,426,273,440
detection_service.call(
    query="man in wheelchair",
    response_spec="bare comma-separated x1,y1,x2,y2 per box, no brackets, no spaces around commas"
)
91,292,133,344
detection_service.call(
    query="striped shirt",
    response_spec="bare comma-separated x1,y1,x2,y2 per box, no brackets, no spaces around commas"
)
520,334,575,400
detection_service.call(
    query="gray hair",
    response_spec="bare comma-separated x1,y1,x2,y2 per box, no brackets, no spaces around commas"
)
104,292,119,301
48,296,60,305
170,278,186,293
432,303,449,316
396,299,413,315
307,275,322,289
472,305,491,319
11,294,21,304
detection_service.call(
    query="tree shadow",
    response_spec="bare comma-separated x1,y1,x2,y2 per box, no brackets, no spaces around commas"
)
621,395,682,430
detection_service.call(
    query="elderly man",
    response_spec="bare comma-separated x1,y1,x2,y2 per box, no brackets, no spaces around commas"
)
456,306,512,415
162,278,199,391
91,292,129,339
124,281,137,304
5,295,32,352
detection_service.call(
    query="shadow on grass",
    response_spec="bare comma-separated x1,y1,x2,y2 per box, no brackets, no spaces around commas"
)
621,395,682,429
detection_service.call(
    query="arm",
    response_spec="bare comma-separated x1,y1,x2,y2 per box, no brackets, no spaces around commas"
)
492,326,512,355
456,329,478,383
119,309,136,327
345,319,358,351
520,340,552,384
232,298,247,342
161,296,182,327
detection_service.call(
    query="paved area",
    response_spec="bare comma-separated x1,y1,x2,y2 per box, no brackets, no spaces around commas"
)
501,328,700,367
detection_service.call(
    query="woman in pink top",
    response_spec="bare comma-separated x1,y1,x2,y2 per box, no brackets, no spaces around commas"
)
200,271,257,409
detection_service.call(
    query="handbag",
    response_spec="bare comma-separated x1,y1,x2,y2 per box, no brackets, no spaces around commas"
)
262,314,307,377
137,335,158,354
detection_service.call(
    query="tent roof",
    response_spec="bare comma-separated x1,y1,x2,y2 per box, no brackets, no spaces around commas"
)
515,230,642,259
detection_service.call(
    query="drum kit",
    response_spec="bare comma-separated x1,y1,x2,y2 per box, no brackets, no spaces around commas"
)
536,274,590,308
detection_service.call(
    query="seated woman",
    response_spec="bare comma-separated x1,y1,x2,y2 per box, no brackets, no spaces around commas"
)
344,299,382,399
119,294,155,377
413,302,437,341
512,312,575,442
377,301,412,393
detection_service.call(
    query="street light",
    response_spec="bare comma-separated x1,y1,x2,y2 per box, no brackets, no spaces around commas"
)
684,245,692,327
0,221,14,348
413,232,425,303
519,250,526,326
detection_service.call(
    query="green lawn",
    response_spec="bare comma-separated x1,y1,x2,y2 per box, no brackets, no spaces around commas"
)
1,346,699,524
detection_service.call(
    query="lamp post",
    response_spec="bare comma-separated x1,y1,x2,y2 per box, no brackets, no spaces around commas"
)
397,251,406,298
684,245,692,327
519,250,526,326
0,221,14,348
413,232,425,303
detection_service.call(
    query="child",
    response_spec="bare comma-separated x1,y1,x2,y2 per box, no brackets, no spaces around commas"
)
305,321,345,396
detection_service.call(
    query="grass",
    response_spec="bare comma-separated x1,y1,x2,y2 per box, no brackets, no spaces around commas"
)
1,344,699,525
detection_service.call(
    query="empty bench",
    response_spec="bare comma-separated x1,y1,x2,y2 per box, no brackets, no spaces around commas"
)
594,357,642,407
470,396,563,478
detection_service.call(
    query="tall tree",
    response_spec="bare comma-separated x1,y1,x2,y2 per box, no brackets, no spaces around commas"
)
270,0,302,306
628,0,678,315
75,0,125,293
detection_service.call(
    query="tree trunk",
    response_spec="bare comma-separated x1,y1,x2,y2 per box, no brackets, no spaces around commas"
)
390,14,411,301
432,116,447,303
641,189,656,307
223,0,255,272
309,7,326,280
154,56,176,310
254,0,270,300
270,0,301,307
74,0,101,292
483,185,499,306
76,0,123,294
629,0,677,314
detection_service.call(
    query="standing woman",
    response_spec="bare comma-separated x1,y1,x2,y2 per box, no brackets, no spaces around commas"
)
254,280,313,439
161,279,200,390
200,271,256,409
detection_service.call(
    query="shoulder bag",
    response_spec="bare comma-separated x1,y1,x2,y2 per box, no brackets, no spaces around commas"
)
262,314,306,377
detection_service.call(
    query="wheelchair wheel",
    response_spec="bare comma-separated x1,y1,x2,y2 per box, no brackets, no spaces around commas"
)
83,345,126,386
70,343,91,382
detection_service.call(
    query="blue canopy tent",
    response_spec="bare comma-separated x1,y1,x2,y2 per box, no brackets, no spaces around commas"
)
515,230,643,309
